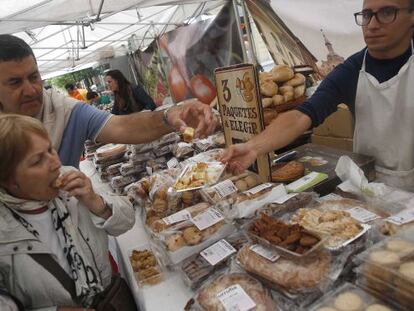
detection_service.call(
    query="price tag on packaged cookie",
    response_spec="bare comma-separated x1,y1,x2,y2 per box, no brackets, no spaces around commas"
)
317,193,343,202
167,157,179,169
348,207,380,223
286,172,328,193
162,209,191,225
213,179,238,198
250,244,280,262
387,208,414,225
200,239,236,266
217,284,256,311
244,183,273,195
191,208,224,231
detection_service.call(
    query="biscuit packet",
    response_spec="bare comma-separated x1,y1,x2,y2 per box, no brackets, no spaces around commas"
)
155,207,235,265
184,272,279,311
308,282,395,311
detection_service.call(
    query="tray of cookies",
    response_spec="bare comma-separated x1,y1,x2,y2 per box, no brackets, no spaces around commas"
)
245,213,324,259
309,282,396,311
129,244,164,287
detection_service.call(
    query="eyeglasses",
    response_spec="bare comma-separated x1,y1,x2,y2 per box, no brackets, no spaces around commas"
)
354,6,413,26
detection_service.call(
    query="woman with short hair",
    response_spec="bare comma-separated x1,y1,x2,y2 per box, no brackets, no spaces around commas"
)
0,114,136,310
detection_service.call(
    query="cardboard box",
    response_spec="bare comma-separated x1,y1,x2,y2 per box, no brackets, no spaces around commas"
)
313,104,354,138
311,134,353,152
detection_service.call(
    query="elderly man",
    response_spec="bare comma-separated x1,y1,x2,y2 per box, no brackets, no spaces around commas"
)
0,34,217,167
221,0,414,191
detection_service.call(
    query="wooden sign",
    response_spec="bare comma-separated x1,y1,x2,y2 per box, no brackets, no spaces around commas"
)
215,63,271,182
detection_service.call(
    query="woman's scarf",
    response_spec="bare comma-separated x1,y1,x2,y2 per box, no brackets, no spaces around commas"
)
0,188,103,306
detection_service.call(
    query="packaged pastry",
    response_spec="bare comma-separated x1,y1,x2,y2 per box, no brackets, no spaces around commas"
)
246,213,323,258
186,273,279,311
172,142,194,159
110,175,138,189
237,244,331,295
354,228,414,308
271,161,305,183
120,162,145,176
259,191,317,217
289,207,368,249
129,245,163,286
95,143,127,159
129,150,155,164
193,132,225,152
180,233,248,290
130,142,154,154
154,144,173,157
152,132,181,147
173,161,225,191
309,282,395,311
182,148,223,166
158,208,235,265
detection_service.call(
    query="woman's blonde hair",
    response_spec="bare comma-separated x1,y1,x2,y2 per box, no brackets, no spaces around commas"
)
0,114,49,183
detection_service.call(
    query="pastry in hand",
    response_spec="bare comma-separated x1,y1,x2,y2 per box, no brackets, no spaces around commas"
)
183,127,195,143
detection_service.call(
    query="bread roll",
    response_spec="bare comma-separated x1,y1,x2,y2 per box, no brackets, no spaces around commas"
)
283,73,306,87
262,97,273,108
271,65,294,82
283,92,294,103
259,72,273,83
272,94,285,106
260,81,278,97
294,84,306,99
279,85,294,95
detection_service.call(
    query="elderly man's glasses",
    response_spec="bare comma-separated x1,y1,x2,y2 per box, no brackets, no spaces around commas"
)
354,6,412,26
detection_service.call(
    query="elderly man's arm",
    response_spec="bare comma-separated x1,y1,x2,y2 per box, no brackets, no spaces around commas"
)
97,99,217,144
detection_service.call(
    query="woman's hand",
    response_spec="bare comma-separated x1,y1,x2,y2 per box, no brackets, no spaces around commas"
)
59,171,111,219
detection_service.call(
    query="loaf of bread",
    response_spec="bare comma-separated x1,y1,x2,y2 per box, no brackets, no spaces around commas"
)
260,81,278,97
262,97,273,108
271,65,294,82
283,73,306,87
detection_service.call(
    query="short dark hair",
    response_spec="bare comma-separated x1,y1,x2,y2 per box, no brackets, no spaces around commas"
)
86,91,98,100
65,83,75,91
0,34,35,62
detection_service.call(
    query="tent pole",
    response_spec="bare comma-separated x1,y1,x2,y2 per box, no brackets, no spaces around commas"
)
240,0,257,65
232,0,248,62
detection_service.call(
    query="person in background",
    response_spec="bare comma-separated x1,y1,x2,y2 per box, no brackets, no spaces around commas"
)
86,90,101,106
221,0,414,191
0,114,136,310
105,69,156,114
0,34,217,168
65,83,86,101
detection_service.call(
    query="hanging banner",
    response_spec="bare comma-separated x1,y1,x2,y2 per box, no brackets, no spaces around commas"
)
158,1,244,104
215,63,271,182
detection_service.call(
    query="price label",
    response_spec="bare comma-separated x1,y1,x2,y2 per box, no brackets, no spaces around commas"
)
273,193,298,204
250,244,280,262
286,172,328,193
167,157,179,169
200,239,236,266
244,183,273,195
217,284,256,311
191,208,224,231
146,166,153,175
348,207,380,223
317,193,343,202
162,210,191,225
213,179,238,198
387,208,414,225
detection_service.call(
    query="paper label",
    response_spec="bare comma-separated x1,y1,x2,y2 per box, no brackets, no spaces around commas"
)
167,157,179,169
217,284,256,311
200,239,236,266
286,172,328,193
162,210,191,225
191,208,224,231
146,166,153,175
244,183,273,195
250,244,280,262
387,208,414,225
273,193,297,204
213,179,238,198
348,207,380,223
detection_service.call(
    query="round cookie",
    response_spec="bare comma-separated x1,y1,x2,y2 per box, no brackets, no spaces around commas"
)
166,234,186,252
271,161,304,183
334,292,363,311
183,226,203,245
395,261,414,295
365,304,392,311
366,250,400,282
245,174,259,188
235,179,249,192
386,239,414,258
316,308,339,311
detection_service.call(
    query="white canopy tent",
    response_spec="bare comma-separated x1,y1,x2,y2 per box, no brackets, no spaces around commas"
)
0,0,226,76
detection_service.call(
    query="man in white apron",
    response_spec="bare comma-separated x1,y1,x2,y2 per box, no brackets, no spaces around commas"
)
221,0,414,191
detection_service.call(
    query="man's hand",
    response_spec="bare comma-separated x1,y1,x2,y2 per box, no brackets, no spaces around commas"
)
59,171,111,219
219,142,258,175
168,99,218,139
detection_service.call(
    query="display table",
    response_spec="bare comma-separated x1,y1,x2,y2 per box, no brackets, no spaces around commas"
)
80,160,193,311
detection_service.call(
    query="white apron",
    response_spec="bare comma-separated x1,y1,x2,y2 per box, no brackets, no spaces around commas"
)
354,41,414,191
